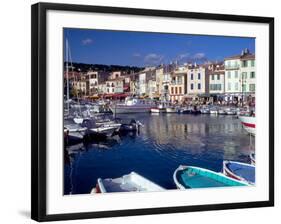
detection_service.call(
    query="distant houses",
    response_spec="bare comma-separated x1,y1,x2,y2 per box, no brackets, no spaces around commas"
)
64,48,255,105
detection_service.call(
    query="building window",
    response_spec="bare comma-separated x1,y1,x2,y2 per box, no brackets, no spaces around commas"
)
171,87,174,94
191,73,193,80
249,84,255,92
250,72,255,78
212,75,215,80
175,87,178,94
217,74,220,80
251,60,255,67
112,88,115,92
218,84,221,90
227,61,231,67
228,71,231,79
242,60,247,67
235,71,238,78
178,76,182,84
191,83,194,90
179,87,182,94
198,73,201,80
198,83,201,89
228,83,231,91
242,72,247,79
242,84,246,92
235,82,238,91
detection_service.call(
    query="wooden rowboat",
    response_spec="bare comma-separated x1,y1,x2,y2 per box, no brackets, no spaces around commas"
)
223,160,255,185
173,165,249,189
94,172,165,193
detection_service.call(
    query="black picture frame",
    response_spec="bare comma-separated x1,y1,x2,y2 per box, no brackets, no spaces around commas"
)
31,2,274,222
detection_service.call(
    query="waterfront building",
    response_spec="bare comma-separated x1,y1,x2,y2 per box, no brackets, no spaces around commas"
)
187,63,209,100
208,63,225,102
138,67,156,97
224,49,255,104
109,71,123,80
86,70,110,95
129,73,139,95
169,66,187,102
123,74,131,93
105,77,124,94
97,82,107,94
139,72,147,96
72,74,88,96
156,66,164,98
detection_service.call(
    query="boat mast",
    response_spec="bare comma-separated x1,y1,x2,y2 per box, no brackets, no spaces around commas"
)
66,38,70,112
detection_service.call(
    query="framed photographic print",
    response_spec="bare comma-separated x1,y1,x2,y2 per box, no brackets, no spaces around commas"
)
31,2,274,222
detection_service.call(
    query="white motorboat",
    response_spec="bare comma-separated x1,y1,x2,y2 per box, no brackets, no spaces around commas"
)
210,108,218,115
64,121,87,145
239,116,256,135
200,107,210,114
218,109,227,115
165,107,177,113
225,108,237,115
90,125,120,137
81,118,121,137
93,172,165,193
110,97,153,114
151,104,166,113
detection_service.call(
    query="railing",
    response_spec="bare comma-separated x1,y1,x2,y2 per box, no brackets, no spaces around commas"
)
170,81,183,85
225,65,240,70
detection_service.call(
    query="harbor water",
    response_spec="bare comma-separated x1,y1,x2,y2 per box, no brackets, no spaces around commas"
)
64,113,254,195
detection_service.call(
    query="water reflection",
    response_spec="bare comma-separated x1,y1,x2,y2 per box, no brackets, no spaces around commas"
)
64,114,254,195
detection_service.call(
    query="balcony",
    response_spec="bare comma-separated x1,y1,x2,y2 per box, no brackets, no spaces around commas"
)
225,65,240,70
170,81,183,85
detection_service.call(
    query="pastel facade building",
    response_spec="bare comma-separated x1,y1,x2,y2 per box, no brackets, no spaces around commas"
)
187,64,209,97
169,66,187,102
86,70,110,95
209,64,225,95
224,49,255,102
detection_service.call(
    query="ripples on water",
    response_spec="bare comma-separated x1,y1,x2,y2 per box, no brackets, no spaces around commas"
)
64,114,254,195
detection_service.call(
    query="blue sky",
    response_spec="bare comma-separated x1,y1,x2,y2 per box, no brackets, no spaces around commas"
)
64,28,255,67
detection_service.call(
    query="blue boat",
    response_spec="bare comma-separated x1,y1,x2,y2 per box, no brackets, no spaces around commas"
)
223,160,255,185
173,165,249,189
249,153,255,165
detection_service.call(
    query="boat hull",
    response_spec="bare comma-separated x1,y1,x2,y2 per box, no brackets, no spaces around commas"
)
151,108,166,113
110,105,152,114
239,116,256,135
173,165,249,189
95,172,165,193
223,160,255,185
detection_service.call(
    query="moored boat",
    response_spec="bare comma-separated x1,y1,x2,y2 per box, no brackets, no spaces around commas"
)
218,109,227,115
200,107,210,114
165,107,177,113
64,121,87,145
239,115,256,135
151,104,166,113
225,107,237,115
210,108,218,115
93,172,165,193
223,160,255,185
110,97,153,114
250,153,255,165
173,165,249,189
119,119,143,133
